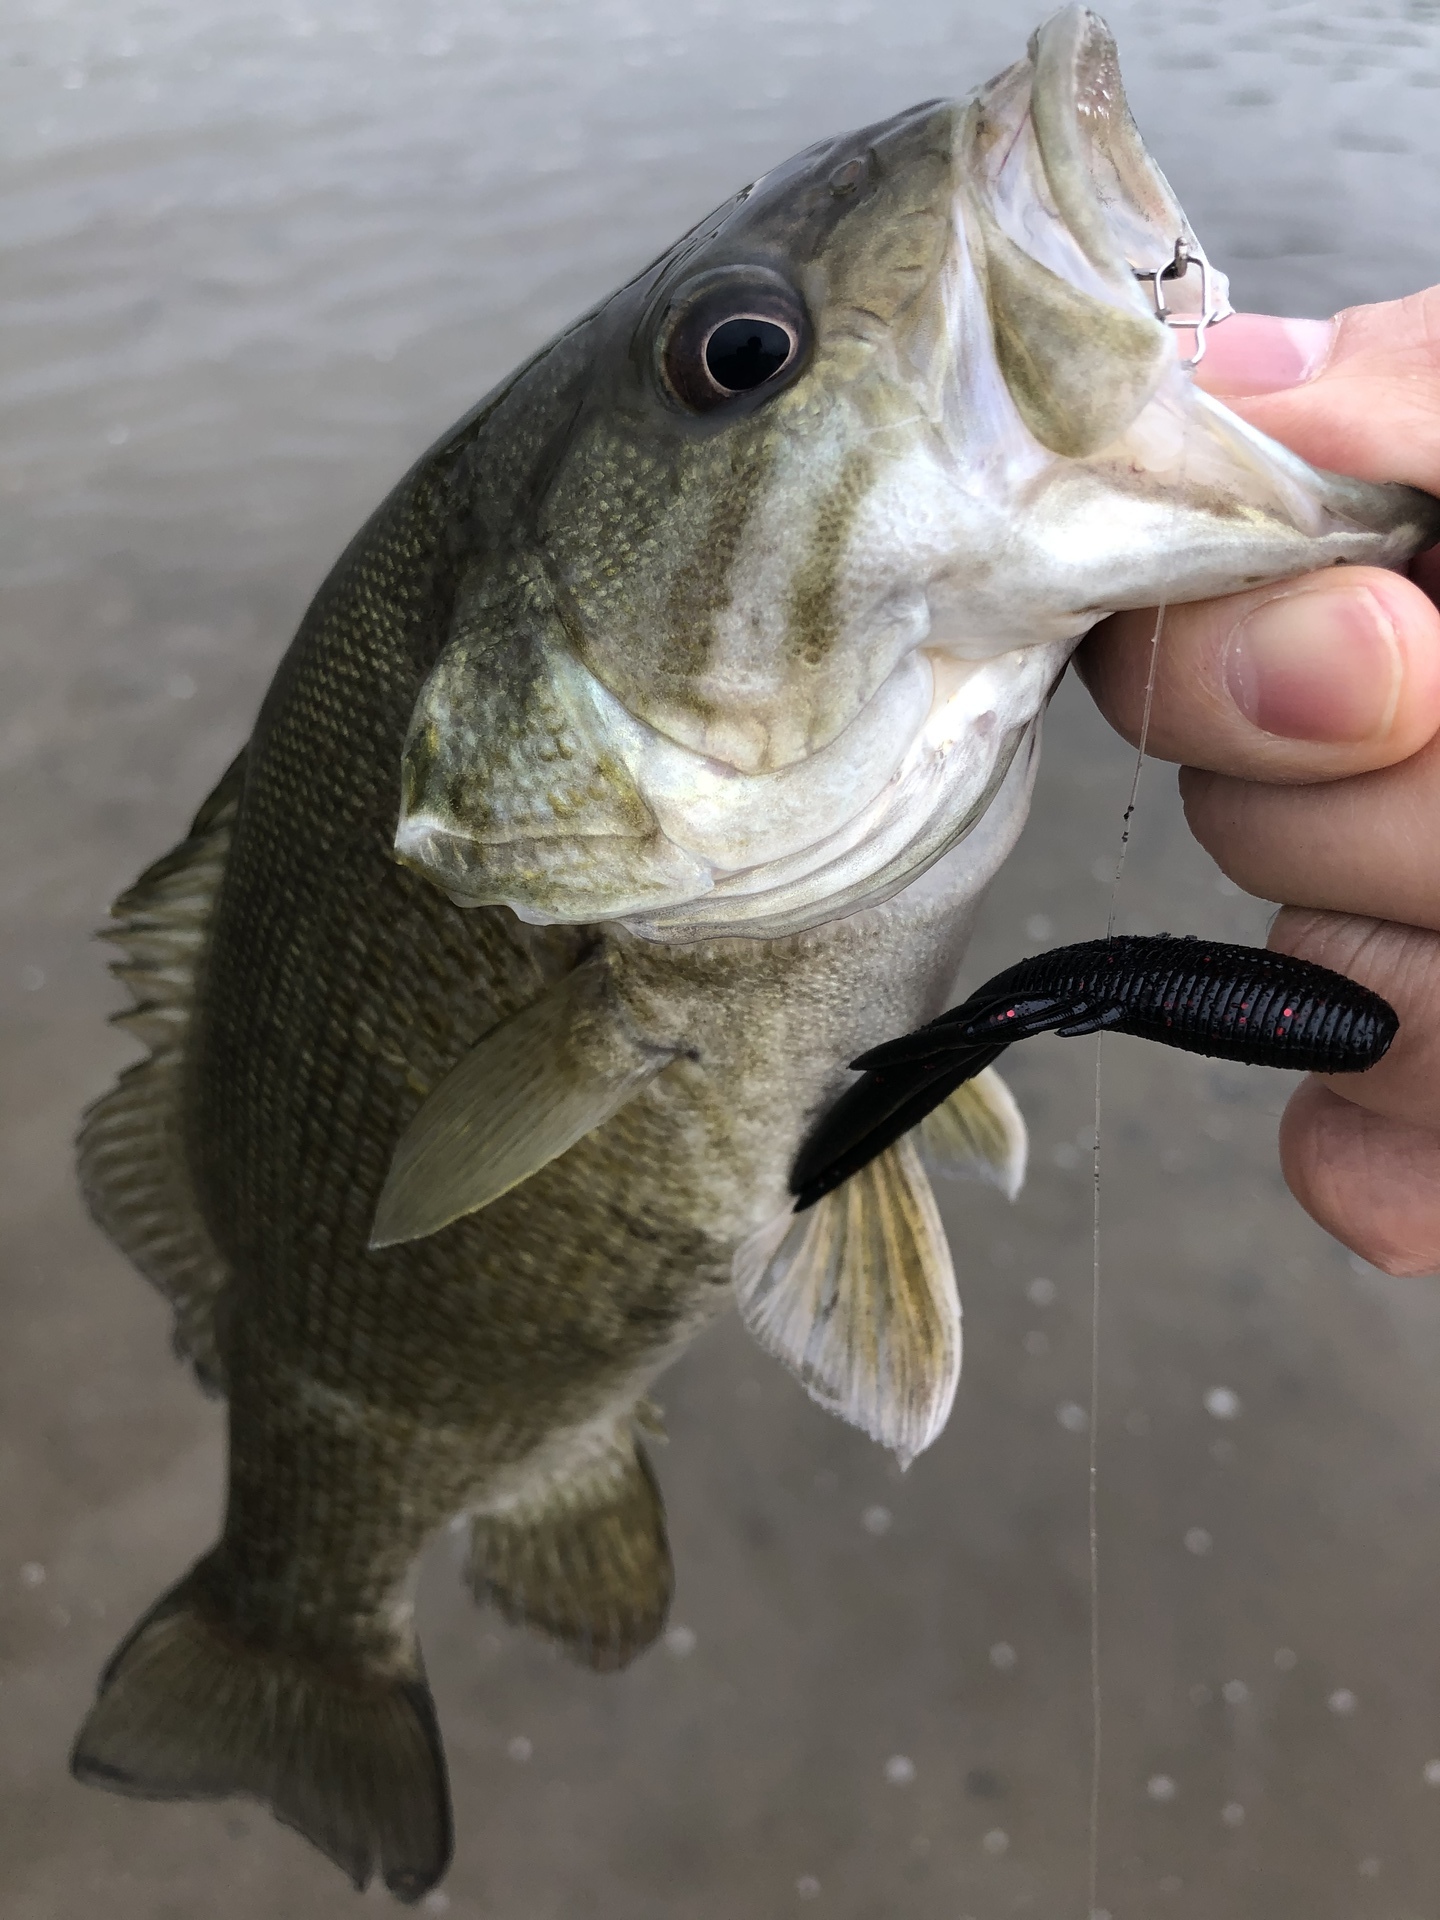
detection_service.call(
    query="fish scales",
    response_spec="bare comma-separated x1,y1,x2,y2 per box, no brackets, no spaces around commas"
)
72,10,1440,1902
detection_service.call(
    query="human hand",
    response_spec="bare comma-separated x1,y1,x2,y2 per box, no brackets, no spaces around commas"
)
1076,291,1440,1276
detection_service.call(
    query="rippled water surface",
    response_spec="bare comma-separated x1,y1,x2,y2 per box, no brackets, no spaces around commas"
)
4,4,1440,1917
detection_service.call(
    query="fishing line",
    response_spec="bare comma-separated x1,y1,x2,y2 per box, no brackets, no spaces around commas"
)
1078,237,1221,1903
1087,593,1167,1920
1106,603,1165,940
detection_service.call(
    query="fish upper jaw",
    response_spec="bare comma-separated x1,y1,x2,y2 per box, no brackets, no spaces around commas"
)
937,6,1440,607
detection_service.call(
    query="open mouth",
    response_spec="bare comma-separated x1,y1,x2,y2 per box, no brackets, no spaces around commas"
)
1018,8,1230,341
956,6,1234,465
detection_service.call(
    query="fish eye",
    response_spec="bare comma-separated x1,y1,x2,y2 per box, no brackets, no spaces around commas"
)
704,316,796,392
659,270,810,413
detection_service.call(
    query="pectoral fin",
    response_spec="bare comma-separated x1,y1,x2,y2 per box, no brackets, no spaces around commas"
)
917,1066,1027,1202
370,959,671,1249
733,1136,960,1469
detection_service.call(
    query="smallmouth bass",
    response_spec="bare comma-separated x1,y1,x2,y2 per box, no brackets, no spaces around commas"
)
72,8,1439,1900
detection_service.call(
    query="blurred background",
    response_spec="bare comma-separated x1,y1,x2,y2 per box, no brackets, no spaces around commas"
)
3,2,1440,1915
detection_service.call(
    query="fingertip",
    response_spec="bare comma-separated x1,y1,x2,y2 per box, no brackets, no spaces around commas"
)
1280,1079,1440,1277
1195,313,1336,399
1222,575,1407,747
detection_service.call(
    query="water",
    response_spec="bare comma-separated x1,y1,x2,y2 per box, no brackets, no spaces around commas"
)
4,4,1440,1916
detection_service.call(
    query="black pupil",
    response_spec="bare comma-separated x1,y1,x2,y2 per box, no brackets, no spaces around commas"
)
704,316,793,392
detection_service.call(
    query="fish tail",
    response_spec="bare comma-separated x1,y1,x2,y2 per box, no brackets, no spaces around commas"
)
70,1555,451,1902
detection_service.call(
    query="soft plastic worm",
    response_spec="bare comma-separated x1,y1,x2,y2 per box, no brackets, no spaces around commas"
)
791,935,1398,1211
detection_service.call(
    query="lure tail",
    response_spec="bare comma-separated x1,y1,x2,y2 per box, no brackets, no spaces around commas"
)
71,1555,452,1902
789,1048,1003,1210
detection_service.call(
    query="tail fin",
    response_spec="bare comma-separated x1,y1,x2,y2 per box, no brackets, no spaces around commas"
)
70,1563,452,1902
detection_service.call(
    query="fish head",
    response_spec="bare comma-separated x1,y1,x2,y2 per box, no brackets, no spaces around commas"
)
397,6,1440,940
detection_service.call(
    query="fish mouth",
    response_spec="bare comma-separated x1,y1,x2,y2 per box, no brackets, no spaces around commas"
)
955,5,1228,463
1005,8,1231,350
956,6,1437,567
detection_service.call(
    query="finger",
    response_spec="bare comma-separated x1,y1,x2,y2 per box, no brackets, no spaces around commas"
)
1180,736,1440,932
1279,1078,1440,1277
1191,312,1335,400
1192,292,1440,496
1268,908,1440,1130
1075,566,1440,781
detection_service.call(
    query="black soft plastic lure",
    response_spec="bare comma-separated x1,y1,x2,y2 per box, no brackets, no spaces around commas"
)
791,934,1398,1212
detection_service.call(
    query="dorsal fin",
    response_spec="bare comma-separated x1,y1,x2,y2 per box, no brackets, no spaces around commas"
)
76,753,245,1393
732,1135,961,1469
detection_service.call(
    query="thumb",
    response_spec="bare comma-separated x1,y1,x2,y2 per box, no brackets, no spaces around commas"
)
1192,289,1440,497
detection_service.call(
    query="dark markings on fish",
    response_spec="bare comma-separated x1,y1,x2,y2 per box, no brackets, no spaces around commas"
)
791,935,1398,1209
785,448,876,667
657,434,777,682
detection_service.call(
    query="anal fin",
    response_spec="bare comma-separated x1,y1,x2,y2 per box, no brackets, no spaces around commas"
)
468,1422,673,1672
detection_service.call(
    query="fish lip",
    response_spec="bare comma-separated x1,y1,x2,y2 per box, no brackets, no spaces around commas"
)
966,7,1230,353
961,13,1440,553
1026,7,1206,308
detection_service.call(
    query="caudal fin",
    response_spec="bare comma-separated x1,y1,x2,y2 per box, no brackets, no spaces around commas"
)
71,1563,452,1902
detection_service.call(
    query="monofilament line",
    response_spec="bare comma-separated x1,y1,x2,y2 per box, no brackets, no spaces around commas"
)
1088,1024,1104,1920
1089,599,1166,1920
1106,601,1165,938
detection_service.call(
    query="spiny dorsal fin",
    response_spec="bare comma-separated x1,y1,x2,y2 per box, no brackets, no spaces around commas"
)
917,1065,1027,1201
467,1413,673,1672
733,1135,960,1469
76,752,246,1393
370,957,675,1249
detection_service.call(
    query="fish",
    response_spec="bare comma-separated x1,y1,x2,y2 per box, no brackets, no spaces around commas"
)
789,934,1401,1208
71,7,1440,1901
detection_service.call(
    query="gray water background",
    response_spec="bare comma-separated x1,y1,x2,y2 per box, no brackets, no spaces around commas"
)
4,2,1440,1915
